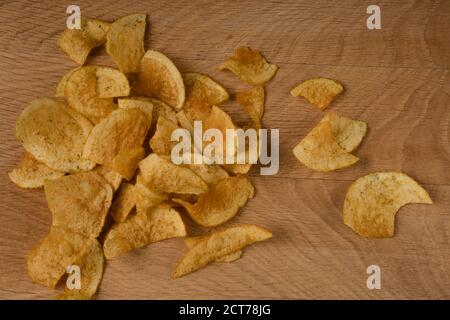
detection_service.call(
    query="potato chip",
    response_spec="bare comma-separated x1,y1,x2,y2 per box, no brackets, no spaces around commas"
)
57,18,110,65
133,50,185,109
112,147,145,181
15,98,95,173
57,239,104,300
118,97,154,122
93,165,122,192
139,154,208,195
176,110,194,132
173,175,254,227
173,224,272,278
106,14,146,73
290,78,344,110
185,236,242,263
181,154,229,187
55,67,81,97
109,182,136,223
95,66,130,98
292,120,359,172
343,172,432,238
8,152,65,189
83,108,150,168
134,182,168,214
218,47,278,85
64,66,117,123
182,72,229,120
103,204,186,259
236,86,264,123
27,227,91,288
45,172,113,237
150,115,180,155
319,112,367,153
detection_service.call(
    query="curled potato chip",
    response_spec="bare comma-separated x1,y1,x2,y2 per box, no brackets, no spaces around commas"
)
57,239,104,300
64,66,116,123
133,50,185,109
292,119,359,172
57,18,110,65
173,175,254,227
93,165,122,192
27,227,90,288
182,72,229,120
236,86,264,123
8,152,65,189
106,14,146,73
15,98,95,173
343,172,432,238
218,47,278,85
173,224,272,278
185,236,242,263
45,172,113,237
290,78,344,110
83,108,150,168
139,154,208,195
55,67,81,97
150,115,180,155
103,204,186,259
180,153,229,187
134,182,168,214
95,67,130,98
110,182,136,223
112,147,145,180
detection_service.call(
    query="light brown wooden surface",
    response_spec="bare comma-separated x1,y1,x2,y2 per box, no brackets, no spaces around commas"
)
1,0,449,299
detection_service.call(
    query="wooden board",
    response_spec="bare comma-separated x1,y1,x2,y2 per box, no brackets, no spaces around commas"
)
0,0,449,299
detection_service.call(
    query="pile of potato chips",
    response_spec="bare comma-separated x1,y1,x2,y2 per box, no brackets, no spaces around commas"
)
9,14,276,299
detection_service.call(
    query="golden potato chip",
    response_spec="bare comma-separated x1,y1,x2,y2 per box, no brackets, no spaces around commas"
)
55,67,81,97
64,66,117,123
134,182,168,214
57,239,104,300
180,154,229,187
150,115,180,155
103,204,186,259
173,175,254,227
343,172,432,238
83,108,150,168
44,172,113,237
176,110,194,132
112,147,145,181
118,97,154,122
319,112,367,153
290,78,344,110
15,98,95,173
236,86,264,123
173,224,272,278
93,165,122,192
185,236,242,263
110,182,136,223
8,152,65,189
106,14,146,73
182,72,229,120
218,47,278,85
95,66,130,98
27,227,90,288
57,18,110,65
292,120,359,172
133,50,185,109
139,154,208,195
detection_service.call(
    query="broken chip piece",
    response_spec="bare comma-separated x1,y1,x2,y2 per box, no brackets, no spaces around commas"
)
218,47,278,85
236,86,264,123
106,14,146,73
343,172,432,238
110,182,136,223
173,175,254,227
133,50,185,109
173,224,272,278
103,204,186,259
290,78,343,110
150,115,180,155
57,18,110,65
185,235,242,263
112,147,145,181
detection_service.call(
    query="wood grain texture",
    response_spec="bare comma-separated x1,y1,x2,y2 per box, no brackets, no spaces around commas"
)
0,0,449,299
